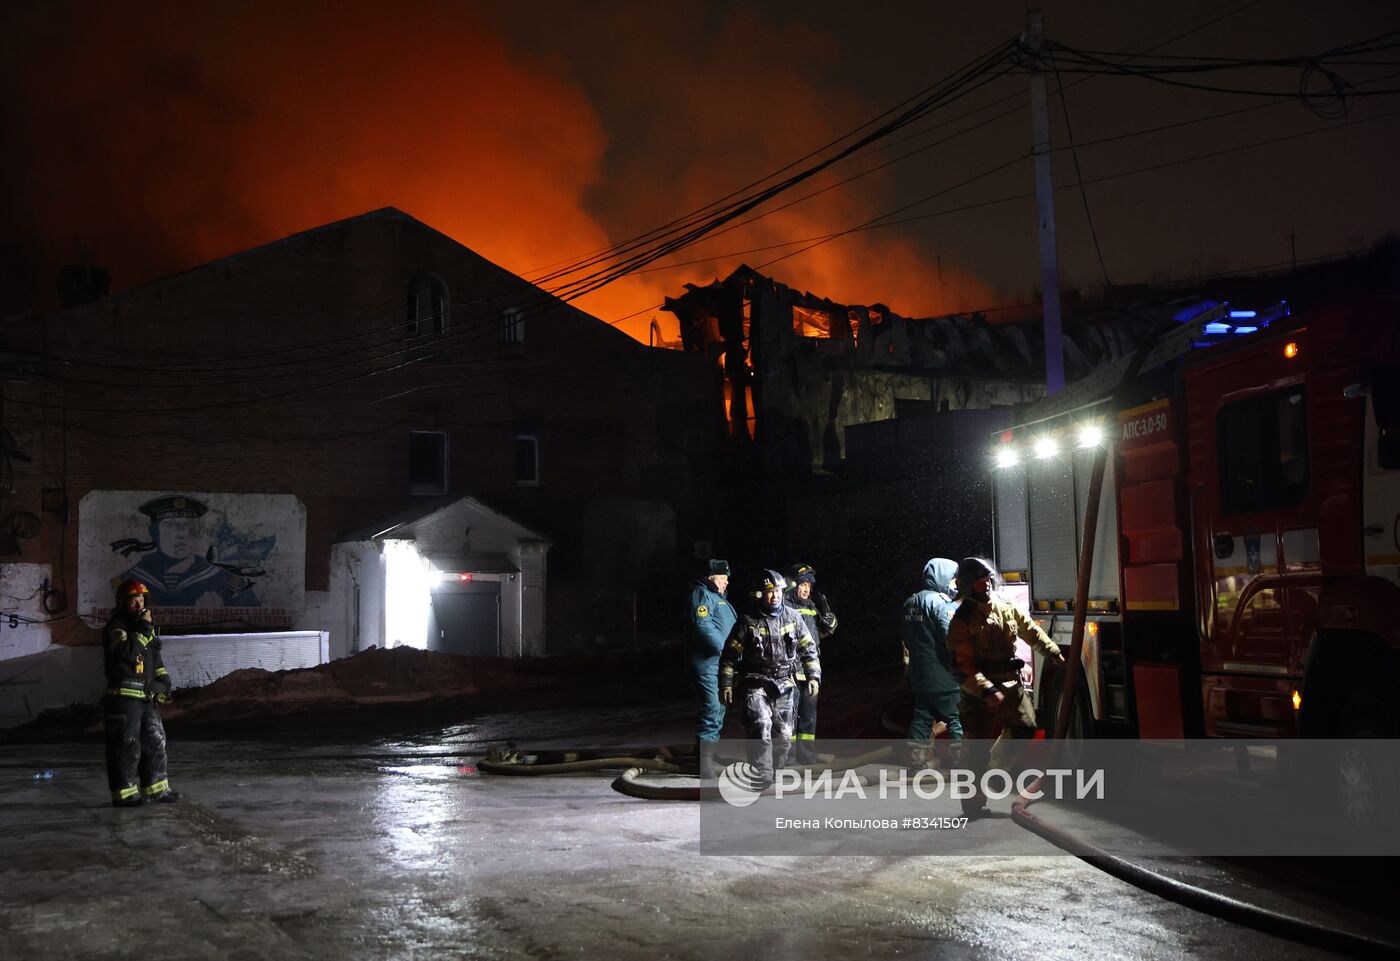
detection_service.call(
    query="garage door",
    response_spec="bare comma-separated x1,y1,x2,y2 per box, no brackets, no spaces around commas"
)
431,584,500,657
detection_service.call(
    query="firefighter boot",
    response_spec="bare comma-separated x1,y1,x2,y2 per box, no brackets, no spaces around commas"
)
697,740,719,781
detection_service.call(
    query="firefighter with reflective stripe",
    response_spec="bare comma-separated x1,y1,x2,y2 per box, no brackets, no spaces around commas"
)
102,580,180,808
719,570,821,787
947,557,1063,817
901,557,962,764
785,563,836,764
685,559,737,779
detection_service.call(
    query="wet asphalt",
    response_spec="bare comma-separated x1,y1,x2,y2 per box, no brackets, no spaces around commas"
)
0,701,1391,960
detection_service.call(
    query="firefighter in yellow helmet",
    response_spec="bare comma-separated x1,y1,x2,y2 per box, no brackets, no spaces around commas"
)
947,557,1063,817
102,580,179,807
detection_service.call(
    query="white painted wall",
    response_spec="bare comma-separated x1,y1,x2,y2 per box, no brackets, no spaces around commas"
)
0,562,57,660
323,497,550,658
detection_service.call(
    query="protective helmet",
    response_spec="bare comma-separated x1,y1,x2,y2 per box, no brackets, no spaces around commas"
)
115,579,150,599
753,569,787,598
955,557,996,597
790,564,816,586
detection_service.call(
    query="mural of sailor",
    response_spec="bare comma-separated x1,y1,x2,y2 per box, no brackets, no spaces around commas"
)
111,495,264,607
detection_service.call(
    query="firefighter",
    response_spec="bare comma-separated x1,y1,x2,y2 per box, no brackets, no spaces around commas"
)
785,563,836,764
102,580,179,807
719,570,821,787
901,557,962,766
947,556,1063,817
685,559,737,780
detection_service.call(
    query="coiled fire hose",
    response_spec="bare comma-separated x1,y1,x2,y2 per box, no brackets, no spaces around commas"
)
611,744,894,800
474,741,893,801
477,744,690,777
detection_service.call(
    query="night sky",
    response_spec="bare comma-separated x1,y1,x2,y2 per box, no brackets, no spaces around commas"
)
3,0,1398,341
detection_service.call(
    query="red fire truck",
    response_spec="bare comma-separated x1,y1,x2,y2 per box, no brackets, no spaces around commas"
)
990,297,1400,740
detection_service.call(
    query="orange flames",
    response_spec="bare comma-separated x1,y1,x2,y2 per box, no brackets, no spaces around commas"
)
1,3,997,343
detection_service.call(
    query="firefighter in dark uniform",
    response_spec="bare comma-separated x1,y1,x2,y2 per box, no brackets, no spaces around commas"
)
102,580,180,807
785,563,836,764
719,570,821,787
947,557,1062,817
685,559,737,780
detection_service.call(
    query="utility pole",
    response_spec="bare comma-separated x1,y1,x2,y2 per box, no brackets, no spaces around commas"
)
1026,8,1065,394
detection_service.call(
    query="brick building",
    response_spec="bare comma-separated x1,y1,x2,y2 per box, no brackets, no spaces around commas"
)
0,208,724,684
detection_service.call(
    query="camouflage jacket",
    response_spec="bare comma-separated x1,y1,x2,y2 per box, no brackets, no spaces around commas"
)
948,594,1059,698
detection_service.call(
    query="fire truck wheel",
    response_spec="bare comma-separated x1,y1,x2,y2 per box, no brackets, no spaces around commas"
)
1045,671,1095,767
1334,690,1398,831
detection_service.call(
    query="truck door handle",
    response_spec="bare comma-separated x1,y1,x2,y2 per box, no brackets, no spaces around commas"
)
1365,524,1384,537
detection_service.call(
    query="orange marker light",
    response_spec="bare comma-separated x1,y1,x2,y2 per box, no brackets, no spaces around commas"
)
1086,622,1099,636
1284,341,1300,359
1292,690,1302,711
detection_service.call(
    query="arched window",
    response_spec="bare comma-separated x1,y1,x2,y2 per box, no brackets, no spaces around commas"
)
406,273,449,336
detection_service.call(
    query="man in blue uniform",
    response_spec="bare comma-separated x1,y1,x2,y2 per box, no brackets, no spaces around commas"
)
785,563,836,764
720,570,821,788
901,557,962,767
685,559,737,780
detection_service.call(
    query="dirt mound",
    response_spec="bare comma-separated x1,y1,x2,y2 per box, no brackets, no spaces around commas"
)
158,646,563,724
3,645,585,740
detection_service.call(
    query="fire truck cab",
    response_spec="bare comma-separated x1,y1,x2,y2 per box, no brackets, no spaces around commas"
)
991,298,1400,740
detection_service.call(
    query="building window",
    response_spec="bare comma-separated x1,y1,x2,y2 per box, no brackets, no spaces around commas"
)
407,273,449,336
409,431,447,495
514,434,539,485
501,306,525,345
1217,386,1308,514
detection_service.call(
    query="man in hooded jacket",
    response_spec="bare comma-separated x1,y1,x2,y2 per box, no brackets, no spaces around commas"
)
901,558,962,764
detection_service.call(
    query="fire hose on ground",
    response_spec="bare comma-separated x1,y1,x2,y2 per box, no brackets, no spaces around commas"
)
477,742,892,801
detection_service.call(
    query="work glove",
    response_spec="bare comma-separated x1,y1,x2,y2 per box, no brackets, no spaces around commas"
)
149,675,172,697
807,679,819,697
901,645,910,674
720,687,732,706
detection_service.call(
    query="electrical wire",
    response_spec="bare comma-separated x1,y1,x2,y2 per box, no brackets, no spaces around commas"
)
16,96,1398,412
1053,54,1112,288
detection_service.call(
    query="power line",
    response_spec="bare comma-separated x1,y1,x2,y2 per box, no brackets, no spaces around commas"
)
1052,54,1112,288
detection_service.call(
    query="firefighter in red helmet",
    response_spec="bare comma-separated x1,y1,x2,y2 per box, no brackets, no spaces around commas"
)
102,579,179,807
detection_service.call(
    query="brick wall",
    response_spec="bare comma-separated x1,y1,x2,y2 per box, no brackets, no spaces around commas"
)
1,209,723,645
